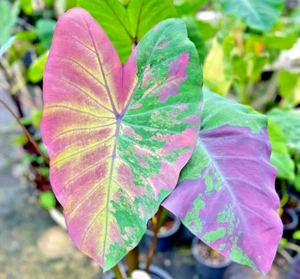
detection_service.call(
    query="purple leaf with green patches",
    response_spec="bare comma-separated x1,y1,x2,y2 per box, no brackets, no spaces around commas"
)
41,8,202,271
163,89,282,274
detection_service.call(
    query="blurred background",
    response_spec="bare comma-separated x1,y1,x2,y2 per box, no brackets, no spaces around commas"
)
0,0,300,278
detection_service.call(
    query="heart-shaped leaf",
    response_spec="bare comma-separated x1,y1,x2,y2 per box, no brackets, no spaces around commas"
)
221,0,284,32
41,8,202,271
78,0,177,63
163,90,282,274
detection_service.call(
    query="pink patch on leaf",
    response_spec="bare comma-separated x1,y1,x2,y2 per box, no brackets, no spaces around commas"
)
159,53,190,102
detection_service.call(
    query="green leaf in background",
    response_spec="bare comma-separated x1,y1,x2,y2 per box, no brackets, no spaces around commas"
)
203,38,232,96
268,119,295,181
279,71,300,107
39,191,57,209
78,0,177,63
295,174,300,192
221,0,284,32
231,54,269,84
20,0,33,15
293,231,300,240
268,108,300,151
196,20,216,41
182,16,207,64
245,34,297,55
36,19,56,49
16,30,37,42
0,36,15,57
28,51,48,83
0,0,20,45
31,109,43,129
45,0,54,8
174,0,208,16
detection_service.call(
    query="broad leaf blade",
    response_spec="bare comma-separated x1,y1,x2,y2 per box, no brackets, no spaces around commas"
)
221,0,284,32
163,90,282,274
127,0,177,42
42,8,202,271
78,0,177,63
77,0,132,64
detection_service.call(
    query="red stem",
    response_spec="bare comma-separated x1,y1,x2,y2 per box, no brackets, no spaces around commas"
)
0,99,49,164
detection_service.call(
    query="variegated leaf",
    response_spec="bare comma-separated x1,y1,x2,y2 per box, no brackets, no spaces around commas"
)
163,89,282,274
41,8,202,271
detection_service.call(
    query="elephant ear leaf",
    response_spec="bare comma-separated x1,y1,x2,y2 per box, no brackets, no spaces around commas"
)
163,90,282,274
42,8,202,271
78,0,177,63
221,0,284,32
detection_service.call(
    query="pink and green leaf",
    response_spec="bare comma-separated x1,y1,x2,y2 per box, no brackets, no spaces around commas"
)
41,8,202,271
163,90,283,274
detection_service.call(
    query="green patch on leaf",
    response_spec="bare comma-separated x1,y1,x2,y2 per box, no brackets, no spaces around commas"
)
203,228,226,244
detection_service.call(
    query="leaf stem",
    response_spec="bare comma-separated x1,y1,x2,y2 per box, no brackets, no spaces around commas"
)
112,263,127,279
144,205,164,272
0,99,49,164
126,246,139,274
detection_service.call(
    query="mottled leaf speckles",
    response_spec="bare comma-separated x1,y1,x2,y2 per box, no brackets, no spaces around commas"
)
41,8,202,271
163,90,283,274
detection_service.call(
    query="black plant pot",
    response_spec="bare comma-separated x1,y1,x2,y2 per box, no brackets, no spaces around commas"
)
180,224,195,243
105,264,174,279
144,214,181,251
191,237,232,279
283,210,299,239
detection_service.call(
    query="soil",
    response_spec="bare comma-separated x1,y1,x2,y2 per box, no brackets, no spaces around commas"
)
281,210,294,225
194,242,230,265
147,215,175,234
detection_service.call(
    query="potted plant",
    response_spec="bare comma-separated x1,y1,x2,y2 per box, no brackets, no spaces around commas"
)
144,209,181,251
1,1,286,278
191,237,232,279
39,4,283,278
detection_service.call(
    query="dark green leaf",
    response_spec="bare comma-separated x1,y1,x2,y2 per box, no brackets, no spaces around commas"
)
221,0,284,32
182,16,207,63
36,19,56,49
78,0,177,63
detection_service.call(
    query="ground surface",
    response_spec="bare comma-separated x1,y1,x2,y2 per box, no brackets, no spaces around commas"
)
0,90,291,279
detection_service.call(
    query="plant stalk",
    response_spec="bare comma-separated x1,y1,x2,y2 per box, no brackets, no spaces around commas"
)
0,99,49,164
144,205,164,273
126,246,139,274
112,263,127,279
